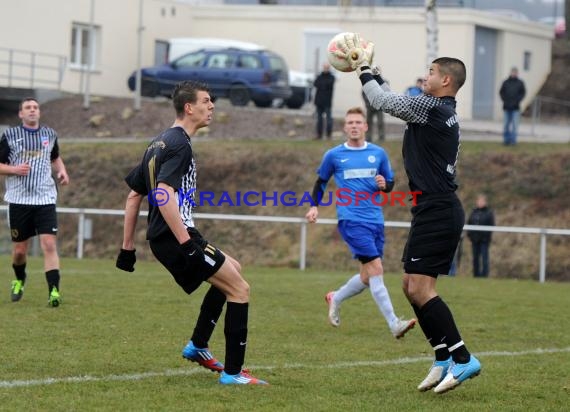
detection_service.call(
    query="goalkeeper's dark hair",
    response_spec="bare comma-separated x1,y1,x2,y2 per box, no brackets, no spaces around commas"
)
433,57,466,93
345,107,366,117
172,81,210,118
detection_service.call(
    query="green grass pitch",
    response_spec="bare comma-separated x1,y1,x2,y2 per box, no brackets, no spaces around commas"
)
1,256,569,411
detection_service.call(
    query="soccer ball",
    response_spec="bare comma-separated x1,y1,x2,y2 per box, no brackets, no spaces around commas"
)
327,32,370,73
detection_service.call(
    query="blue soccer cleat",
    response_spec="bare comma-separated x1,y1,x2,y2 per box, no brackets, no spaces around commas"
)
219,369,268,385
433,355,481,394
417,357,452,391
182,340,224,373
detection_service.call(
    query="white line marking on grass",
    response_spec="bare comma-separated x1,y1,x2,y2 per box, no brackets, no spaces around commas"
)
1,346,569,389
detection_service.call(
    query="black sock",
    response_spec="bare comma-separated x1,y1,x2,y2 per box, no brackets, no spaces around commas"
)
45,269,60,292
420,296,470,364
191,286,226,348
412,303,449,361
13,263,27,283
223,302,249,375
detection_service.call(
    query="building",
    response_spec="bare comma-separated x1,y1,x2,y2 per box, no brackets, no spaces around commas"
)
0,0,553,119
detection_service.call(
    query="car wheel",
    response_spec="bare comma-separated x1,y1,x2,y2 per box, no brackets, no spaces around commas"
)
141,80,160,98
253,98,272,108
229,85,250,106
285,88,307,109
285,96,304,109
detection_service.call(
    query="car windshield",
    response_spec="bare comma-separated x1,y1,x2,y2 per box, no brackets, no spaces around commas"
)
174,52,207,69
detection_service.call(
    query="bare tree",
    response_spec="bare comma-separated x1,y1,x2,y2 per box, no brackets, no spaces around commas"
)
426,0,438,68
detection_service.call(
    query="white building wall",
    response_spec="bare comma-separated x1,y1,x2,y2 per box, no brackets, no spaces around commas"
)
0,1,552,120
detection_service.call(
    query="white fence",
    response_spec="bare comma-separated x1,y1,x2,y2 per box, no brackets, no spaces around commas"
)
1,205,568,283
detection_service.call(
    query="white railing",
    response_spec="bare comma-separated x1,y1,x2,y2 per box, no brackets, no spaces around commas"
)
0,47,67,89
1,205,568,283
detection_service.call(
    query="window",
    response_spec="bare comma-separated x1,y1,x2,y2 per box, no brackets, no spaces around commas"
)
238,55,261,69
70,23,100,70
174,52,207,69
523,51,531,71
206,53,234,69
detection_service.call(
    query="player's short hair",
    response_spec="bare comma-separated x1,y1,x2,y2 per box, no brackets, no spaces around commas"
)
345,107,366,117
172,81,210,118
19,97,39,110
433,57,466,92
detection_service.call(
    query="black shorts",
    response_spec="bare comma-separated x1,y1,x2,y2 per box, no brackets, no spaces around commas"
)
8,203,58,242
149,227,226,294
402,193,464,277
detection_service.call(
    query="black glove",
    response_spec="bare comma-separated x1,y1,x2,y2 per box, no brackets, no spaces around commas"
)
116,248,136,272
180,239,205,263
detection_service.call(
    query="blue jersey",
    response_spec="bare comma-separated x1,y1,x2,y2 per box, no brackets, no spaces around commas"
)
316,142,394,224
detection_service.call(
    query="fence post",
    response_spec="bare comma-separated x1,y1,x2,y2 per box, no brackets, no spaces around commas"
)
539,230,546,283
531,98,539,137
299,222,307,270
77,210,85,259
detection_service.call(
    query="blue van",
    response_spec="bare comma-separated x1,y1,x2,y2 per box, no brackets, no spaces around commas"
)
128,47,291,107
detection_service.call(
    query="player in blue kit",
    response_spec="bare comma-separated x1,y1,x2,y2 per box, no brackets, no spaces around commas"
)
305,107,416,339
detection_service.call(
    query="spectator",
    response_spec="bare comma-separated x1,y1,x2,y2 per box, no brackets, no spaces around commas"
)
362,90,385,142
405,77,424,97
499,67,526,146
313,63,335,140
467,194,495,278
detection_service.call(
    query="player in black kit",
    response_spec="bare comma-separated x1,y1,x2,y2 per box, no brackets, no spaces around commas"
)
116,81,267,385
335,41,479,394
358,57,480,394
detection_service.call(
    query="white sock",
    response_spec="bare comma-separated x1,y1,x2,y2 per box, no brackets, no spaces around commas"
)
334,274,367,304
369,275,398,327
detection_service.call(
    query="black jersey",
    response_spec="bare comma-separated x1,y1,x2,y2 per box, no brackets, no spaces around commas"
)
125,126,196,241
362,80,460,194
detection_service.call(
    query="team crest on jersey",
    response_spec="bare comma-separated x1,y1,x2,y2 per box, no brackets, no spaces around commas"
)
41,135,50,147
368,155,376,163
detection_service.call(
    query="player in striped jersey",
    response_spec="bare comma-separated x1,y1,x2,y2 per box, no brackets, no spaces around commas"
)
0,97,69,307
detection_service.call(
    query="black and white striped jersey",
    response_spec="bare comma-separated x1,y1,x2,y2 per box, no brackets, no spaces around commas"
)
125,126,197,241
362,78,460,194
0,125,60,205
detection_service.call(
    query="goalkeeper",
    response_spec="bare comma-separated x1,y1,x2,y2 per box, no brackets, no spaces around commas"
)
334,34,481,394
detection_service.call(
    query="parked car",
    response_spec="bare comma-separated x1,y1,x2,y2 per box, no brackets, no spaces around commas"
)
284,70,314,109
127,47,291,107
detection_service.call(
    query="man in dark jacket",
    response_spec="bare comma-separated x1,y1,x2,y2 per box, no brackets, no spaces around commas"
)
499,67,526,146
467,194,495,278
313,63,335,139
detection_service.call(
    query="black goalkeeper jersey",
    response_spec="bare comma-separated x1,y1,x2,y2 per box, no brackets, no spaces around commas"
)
125,126,196,241
362,79,460,194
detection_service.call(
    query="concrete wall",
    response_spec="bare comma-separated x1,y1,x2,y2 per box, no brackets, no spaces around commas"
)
0,1,553,120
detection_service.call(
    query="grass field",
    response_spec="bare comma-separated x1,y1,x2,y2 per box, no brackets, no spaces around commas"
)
1,256,569,411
